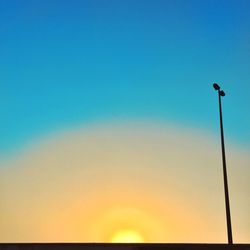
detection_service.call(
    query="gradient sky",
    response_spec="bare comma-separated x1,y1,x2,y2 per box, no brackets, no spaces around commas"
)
0,0,250,243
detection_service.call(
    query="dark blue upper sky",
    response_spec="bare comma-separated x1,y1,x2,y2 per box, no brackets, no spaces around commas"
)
1,0,250,155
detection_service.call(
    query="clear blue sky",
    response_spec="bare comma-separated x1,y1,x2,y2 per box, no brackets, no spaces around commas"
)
1,0,250,155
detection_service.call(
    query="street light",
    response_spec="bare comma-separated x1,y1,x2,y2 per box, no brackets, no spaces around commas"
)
213,83,233,244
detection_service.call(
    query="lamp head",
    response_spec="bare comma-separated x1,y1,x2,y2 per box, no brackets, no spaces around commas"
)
213,83,220,90
220,90,226,96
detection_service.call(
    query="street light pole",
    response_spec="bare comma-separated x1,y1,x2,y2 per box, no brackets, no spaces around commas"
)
213,83,233,245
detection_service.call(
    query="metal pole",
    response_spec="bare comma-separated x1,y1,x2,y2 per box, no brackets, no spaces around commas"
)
213,83,233,244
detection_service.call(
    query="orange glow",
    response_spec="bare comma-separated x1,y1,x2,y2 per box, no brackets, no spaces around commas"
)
1,124,248,242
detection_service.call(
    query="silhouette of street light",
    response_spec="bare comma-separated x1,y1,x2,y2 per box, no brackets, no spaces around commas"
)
213,83,233,244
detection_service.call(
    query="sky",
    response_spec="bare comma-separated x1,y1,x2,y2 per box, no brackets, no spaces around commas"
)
0,0,250,243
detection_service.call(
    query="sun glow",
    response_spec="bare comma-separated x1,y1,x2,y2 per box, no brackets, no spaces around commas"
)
110,229,144,243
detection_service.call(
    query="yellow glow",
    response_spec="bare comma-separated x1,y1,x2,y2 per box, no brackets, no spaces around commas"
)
110,229,144,243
